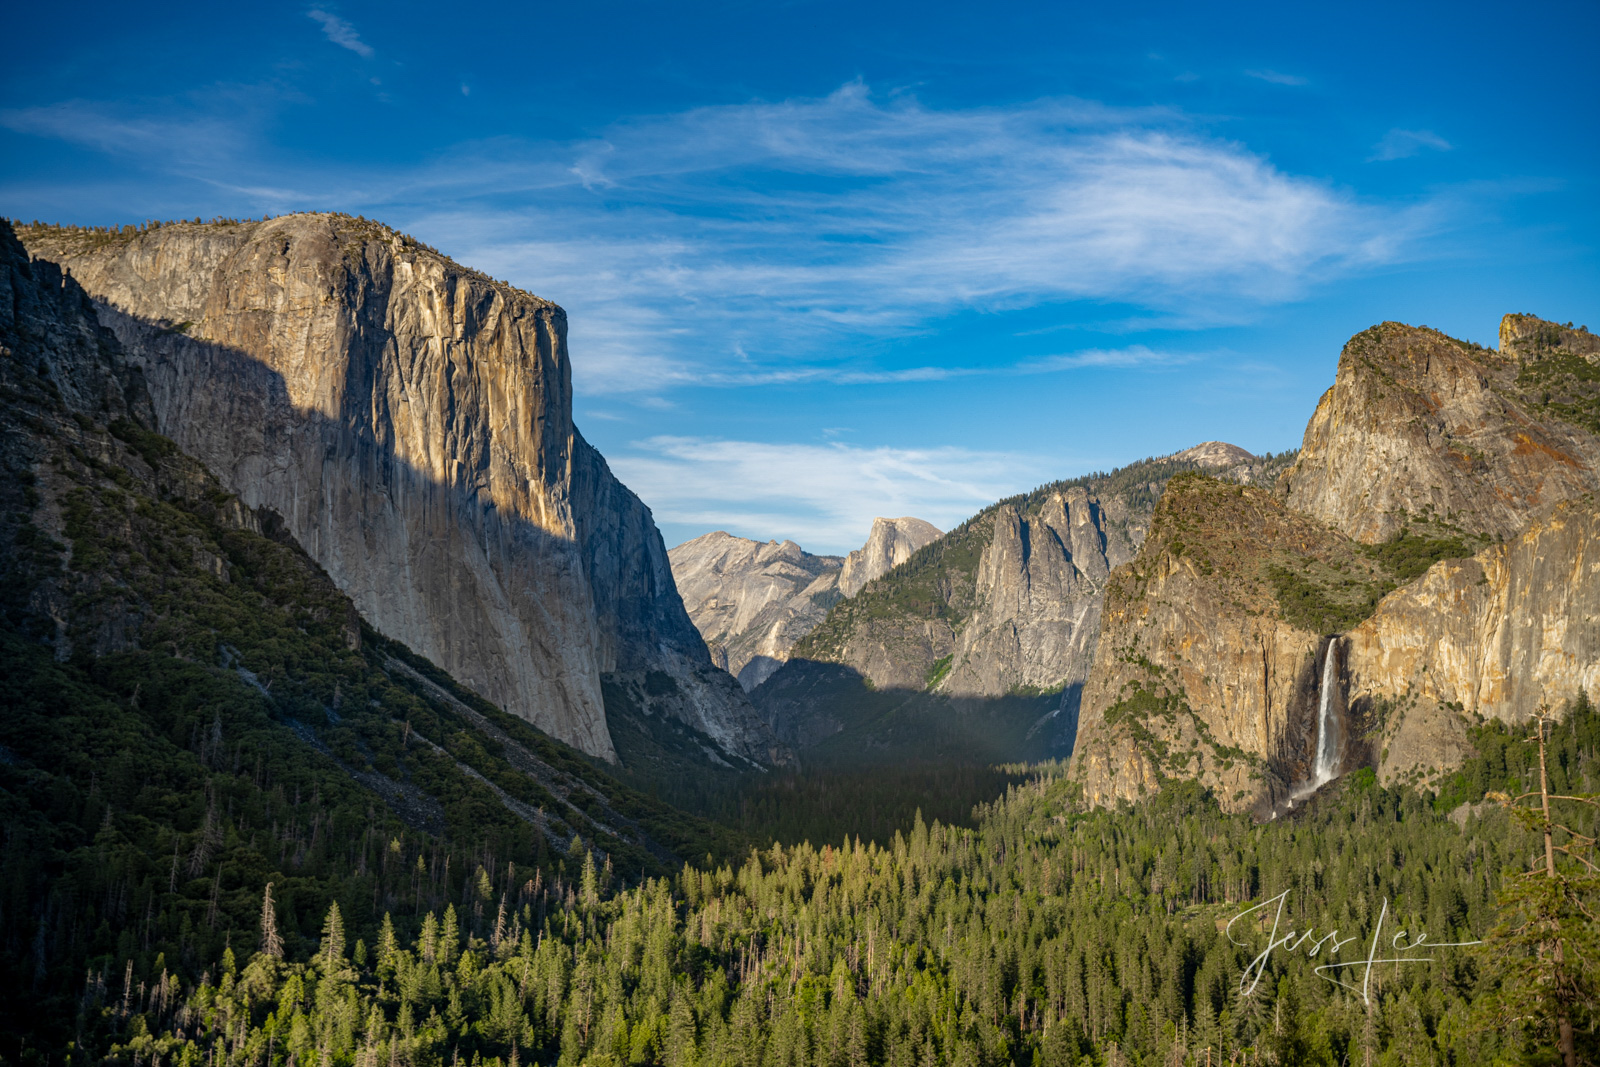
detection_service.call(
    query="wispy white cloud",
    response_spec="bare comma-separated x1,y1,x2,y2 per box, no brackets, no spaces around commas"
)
3,81,1444,398
1244,69,1308,87
308,10,373,58
425,85,1431,393
611,436,1052,553
1014,345,1192,373
1370,128,1451,161
0,98,256,164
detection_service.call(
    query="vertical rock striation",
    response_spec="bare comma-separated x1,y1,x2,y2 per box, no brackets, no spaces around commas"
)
838,517,943,597
668,518,943,694
19,215,775,763
1070,316,1600,810
938,490,1110,698
1345,495,1600,784
758,449,1292,759
1273,314,1600,784
1069,475,1385,813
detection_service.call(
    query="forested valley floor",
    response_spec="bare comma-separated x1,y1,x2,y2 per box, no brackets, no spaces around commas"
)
6,679,1597,1065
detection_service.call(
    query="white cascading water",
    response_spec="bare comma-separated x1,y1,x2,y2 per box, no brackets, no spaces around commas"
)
1311,636,1340,788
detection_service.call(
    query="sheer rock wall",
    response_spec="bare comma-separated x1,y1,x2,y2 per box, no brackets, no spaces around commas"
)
1279,319,1600,544
1069,477,1379,813
20,216,776,763
1346,495,1600,783
838,517,943,597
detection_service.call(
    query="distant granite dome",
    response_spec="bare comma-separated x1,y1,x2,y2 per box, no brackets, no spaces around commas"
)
668,532,844,691
1170,441,1256,468
838,517,944,598
668,517,943,691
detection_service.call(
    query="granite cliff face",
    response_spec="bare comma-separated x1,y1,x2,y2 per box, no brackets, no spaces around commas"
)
19,216,776,765
668,518,941,693
0,219,738,882
1068,475,1390,813
1279,318,1600,543
757,448,1292,759
668,532,844,691
1345,495,1600,785
0,227,148,432
838,517,943,597
1278,314,1600,786
1071,315,1600,811
937,489,1112,699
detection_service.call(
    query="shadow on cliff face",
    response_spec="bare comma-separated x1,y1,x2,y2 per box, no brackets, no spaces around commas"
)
35,263,767,767
752,658,1077,770
1254,637,1376,821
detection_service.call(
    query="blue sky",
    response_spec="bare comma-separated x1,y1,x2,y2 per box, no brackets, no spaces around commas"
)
4,1,1596,552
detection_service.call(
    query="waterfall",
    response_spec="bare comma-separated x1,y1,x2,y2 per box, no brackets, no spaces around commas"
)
1311,637,1340,788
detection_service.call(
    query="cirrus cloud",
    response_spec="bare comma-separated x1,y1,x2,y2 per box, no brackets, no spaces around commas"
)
428,84,1435,394
0,81,1446,398
1370,128,1451,162
308,10,373,58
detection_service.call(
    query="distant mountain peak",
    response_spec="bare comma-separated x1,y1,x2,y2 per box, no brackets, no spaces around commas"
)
1170,441,1256,468
839,517,943,598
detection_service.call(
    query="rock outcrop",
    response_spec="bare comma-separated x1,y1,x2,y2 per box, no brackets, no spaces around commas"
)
838,517,943,597
758,448,1293,759
1345,494,1600,784
668,532,844,691
667,517,941,693
1279,318,1600,543
1171,440,1294,486
1068,474,1390,813
0,219,736,874
19,216,777,765
1069,316,1600,811
1270,314,1600,784
937,489,1111,699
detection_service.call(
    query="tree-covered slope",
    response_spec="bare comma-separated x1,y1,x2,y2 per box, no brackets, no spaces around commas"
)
0,221,741,1056
69,695,1600,1065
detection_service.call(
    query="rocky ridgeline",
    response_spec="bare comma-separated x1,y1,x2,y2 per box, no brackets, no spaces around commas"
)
838,517,943,597
668,517,942,692
1280,318,1600,543
1073,315,1600,811
668,533,845,691
18,215,780,767
750,445,1295,756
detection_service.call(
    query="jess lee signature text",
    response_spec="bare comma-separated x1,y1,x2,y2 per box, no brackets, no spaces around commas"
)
1225,890,1481,1004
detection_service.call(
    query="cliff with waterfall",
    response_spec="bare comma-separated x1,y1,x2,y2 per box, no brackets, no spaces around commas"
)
1068,475,1383,814
752,447,1296,763
17,216,783,768
1072,314,1600,810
